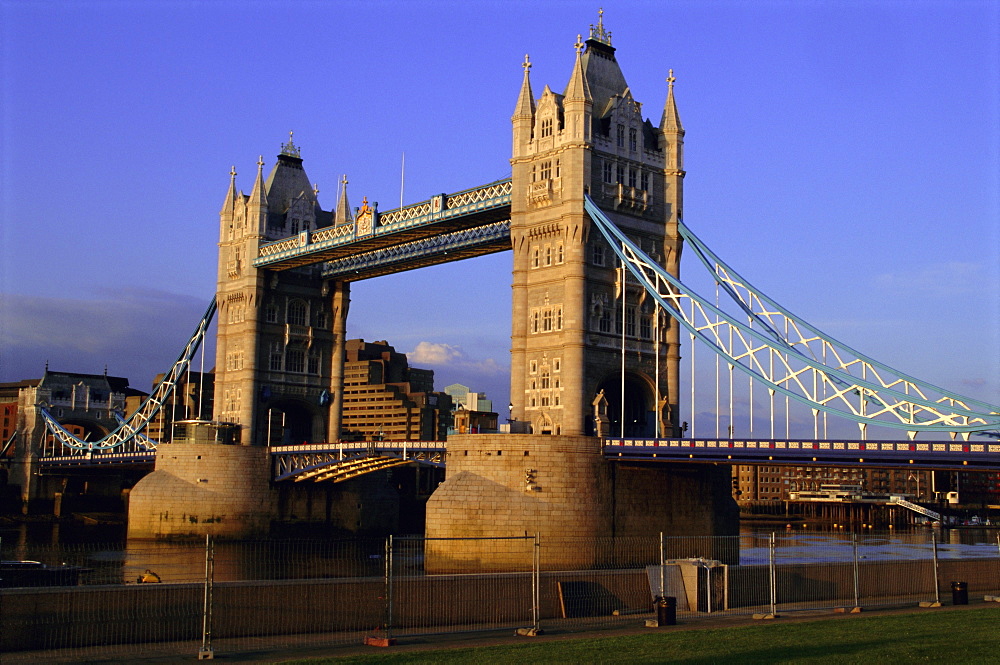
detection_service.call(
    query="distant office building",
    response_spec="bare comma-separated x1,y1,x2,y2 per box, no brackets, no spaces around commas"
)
444,384,499,434
340,339,451,442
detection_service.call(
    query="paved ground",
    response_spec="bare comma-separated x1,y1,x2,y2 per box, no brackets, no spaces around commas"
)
5,600,994,664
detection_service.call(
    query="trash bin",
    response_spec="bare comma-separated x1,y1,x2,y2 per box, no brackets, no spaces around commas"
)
951,581,968,605
655,595,677,626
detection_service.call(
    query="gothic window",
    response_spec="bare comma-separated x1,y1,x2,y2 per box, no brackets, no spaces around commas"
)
265,303,278,323
540,161,552,180
541,370,550,389
531,311,539,333
592,243,606,266
616,123,625,147
640,313,652,339
532,247,540,268
269,344,283,372
287,300,307,326
599,308,612,333
530,360,537,373
286,349,305,373
615,309,623,334
542,309,552,332
557,242,564,263
531,165,537,182
625,306,637,337
308,351,321,374
314,310,328,328
555,159,561,178
640,172,650,191
556,306,563,330
541,117,553,138
541,396,550,406
544,245,552,266
628,168,637,188
554,358,561,372
629,127,637,151
616,165,625,184
290,218,300,235
602,160,613,183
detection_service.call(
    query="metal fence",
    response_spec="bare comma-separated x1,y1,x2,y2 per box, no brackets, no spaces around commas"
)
2,530,999,661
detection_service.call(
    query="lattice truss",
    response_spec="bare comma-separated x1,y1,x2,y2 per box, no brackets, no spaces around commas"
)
584,196,1000,439
273,446,446,482
322,220,511,279
39,298,218,452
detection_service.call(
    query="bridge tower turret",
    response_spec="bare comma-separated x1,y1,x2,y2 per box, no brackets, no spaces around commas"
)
509,18,684,438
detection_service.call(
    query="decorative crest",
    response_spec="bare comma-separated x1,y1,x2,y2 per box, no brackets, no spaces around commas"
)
667,69,676,88
574,34,584,54
280,130,301,158
522,54,531,73
589,7,612,45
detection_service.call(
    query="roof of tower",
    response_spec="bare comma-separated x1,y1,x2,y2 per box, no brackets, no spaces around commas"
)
264,132,316,214
220,165,237,215
580,11,629,113
660,69,684,132
335,174,352,225
513,54,536,118
563,35,593,102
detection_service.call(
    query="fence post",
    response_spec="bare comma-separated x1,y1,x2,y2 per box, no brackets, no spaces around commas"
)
532,534,540,634
852,533,860,609
385,534,394,641
659,532,665,600
198,533,214,660
769,532,777,616
931,529,940,605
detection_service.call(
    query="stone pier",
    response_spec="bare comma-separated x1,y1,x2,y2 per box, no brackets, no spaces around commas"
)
424,434,738,572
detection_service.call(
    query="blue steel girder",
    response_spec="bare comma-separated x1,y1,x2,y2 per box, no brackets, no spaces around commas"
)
583,196,1000,438
321,219,510,281
254,178,513,272
39,298,217,452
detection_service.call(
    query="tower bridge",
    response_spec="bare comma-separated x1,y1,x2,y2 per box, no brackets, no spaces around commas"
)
12,14,999,565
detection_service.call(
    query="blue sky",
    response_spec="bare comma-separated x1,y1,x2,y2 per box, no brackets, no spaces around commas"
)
1,0,997,438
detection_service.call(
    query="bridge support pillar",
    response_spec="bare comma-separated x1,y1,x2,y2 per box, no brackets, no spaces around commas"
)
424,435,738,572
127,443,275,539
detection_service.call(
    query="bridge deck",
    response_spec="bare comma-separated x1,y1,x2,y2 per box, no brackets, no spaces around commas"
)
254,179,512,273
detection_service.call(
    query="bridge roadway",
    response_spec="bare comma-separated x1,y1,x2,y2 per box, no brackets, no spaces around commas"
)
36,437,1000,478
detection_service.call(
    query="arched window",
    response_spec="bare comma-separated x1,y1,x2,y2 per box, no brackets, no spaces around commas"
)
287,300,307,326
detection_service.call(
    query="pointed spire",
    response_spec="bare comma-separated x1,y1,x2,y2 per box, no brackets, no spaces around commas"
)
660,69,683,133
513,54,536,119
220,165,237,215
248,155,269,236
335,174,352,225
564,35,592,102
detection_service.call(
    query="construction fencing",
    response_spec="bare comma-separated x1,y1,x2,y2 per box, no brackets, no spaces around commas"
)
2,530,1000,661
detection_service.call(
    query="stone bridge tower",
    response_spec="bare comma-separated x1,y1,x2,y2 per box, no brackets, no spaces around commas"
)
214,136,352,445
509,17,685,438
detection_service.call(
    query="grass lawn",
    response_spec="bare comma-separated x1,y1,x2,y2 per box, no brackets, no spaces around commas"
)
288,607,1000,664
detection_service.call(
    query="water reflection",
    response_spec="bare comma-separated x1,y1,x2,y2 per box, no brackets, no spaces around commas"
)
2,522,998,584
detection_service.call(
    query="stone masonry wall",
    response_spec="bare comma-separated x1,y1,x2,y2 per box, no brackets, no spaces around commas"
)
424,434,739,572
127,443,275,539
